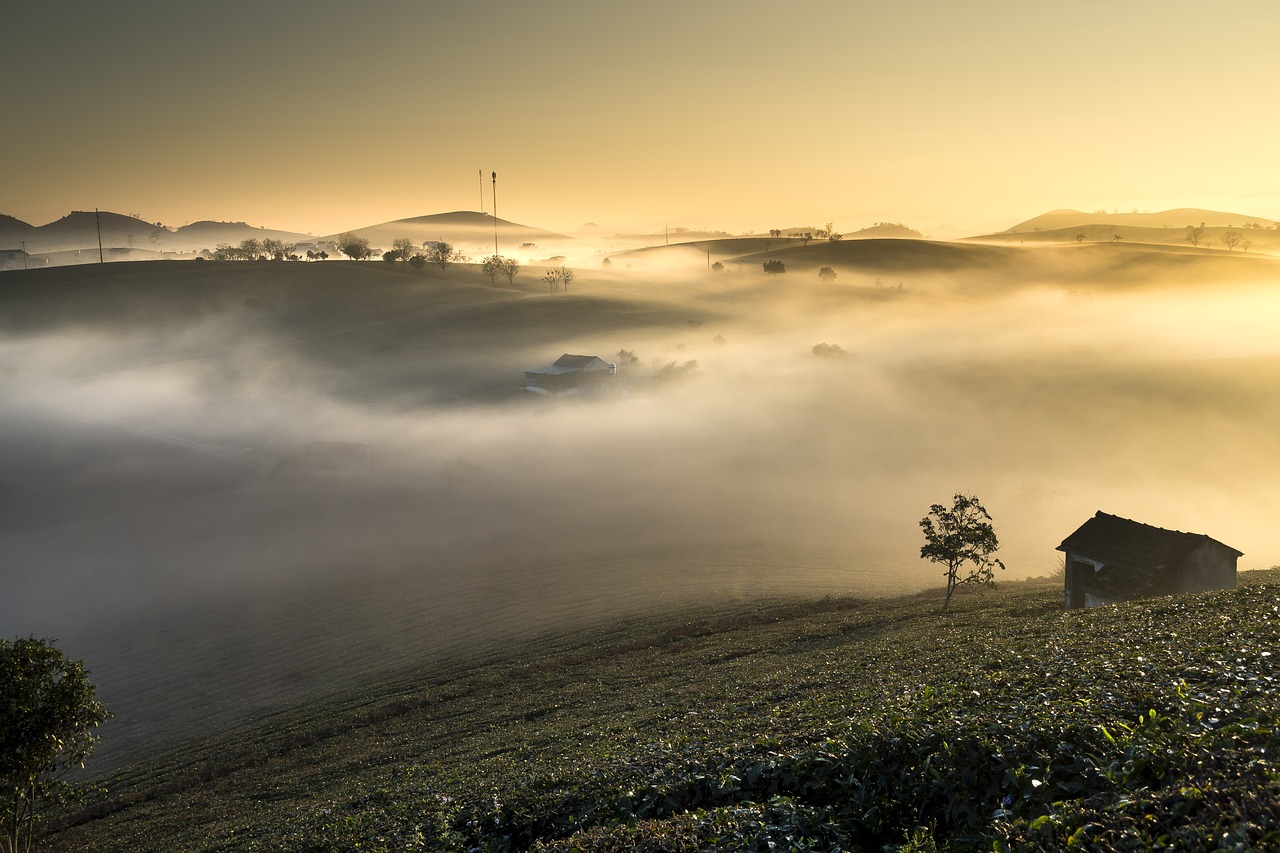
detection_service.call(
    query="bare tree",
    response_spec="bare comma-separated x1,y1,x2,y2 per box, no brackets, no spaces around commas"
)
1186,225,1206,248
542,265,574,292
1221,230,1243,252
499,256,520,284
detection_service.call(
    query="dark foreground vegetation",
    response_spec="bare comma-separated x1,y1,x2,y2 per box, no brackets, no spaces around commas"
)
45,570,1280,851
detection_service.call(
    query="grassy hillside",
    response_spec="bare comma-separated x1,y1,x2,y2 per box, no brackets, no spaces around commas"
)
44,572,1280,851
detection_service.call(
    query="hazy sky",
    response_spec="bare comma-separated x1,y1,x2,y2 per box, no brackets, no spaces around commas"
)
5,0,1278,236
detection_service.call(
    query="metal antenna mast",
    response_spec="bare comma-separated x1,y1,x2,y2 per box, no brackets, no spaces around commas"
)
491,171,499,257
478,169,485,214
95,209,104,263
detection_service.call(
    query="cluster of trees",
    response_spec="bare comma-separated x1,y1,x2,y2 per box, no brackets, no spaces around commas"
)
766,229,816,245
372,238,470,271
480,255,520,286
1220,230,1251,252
212,238,297,261
542,265,575,292
546,266,571,290
423,241,468,272
337,233,372,260
763,259,786,275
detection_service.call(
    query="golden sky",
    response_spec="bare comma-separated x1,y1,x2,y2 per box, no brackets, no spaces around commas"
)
5,0,1278,237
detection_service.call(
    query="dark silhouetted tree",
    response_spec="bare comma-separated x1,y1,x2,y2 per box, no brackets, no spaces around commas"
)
919,493,1005,611
1075,232,1087,243
1186,225,1206,248
391,237,415,263
408,253,426,270
261,238,292,260
498,256,520,284
711,261,724,272
542,265,574,292
480,254,505,286
1221,230,1243,251
1,637,111,852
425,241,466,272
337,233,372,260
818,266,836,281
763,259,785,275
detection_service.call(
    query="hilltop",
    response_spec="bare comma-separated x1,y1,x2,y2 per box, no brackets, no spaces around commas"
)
1008,208,1276,232
323,211,574,256
43,572,1280,851
969,208,1280,254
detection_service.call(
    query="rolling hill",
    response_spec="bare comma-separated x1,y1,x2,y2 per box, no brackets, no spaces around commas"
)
1007,207,1276,232
968,208,1280,254
324,210,574,256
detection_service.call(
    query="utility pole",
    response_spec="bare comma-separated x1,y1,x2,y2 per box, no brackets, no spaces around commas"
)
20,240,28,270
491,171,499,257
95,209,104,263
478,169,485,214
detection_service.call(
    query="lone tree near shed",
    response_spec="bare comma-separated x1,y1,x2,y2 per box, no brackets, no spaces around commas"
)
919,493,1005,611
2,637,110,852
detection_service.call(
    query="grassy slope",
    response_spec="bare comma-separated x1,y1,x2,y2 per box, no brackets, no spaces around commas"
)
45,571,1280,852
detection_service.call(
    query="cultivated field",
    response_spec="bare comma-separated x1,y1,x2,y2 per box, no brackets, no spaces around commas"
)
3,241,1280,777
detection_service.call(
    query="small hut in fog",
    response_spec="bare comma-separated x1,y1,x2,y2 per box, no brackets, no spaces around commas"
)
523,354,616,397
1058,512,1241,609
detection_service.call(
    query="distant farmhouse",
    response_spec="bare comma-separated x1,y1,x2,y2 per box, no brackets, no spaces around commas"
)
523,354,617,397
0,248,46,270
1058,511,1242,609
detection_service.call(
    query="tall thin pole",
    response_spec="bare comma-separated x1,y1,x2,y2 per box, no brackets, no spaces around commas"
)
491,171,499,257
95,209,104,263
20,240,28,270
478,169,485,214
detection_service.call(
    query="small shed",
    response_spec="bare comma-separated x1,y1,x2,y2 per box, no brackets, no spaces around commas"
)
523,353,616,396
1058,511,1242,609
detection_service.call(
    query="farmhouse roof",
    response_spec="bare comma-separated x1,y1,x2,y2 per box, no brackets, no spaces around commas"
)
552,354,608,370
1057,511,1242,570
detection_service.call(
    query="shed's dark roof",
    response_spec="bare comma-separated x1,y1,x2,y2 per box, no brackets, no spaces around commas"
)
1057,511,1242,571
552,354,608,370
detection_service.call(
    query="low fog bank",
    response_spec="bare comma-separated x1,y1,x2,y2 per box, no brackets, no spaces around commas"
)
3,251,1280,765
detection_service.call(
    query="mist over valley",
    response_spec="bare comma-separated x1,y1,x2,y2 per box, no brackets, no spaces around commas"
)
3,231,1279,771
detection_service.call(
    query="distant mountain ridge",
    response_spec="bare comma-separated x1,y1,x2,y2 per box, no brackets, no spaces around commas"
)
0,210,572,263
1007,208,1277,233
971,208,1280,253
